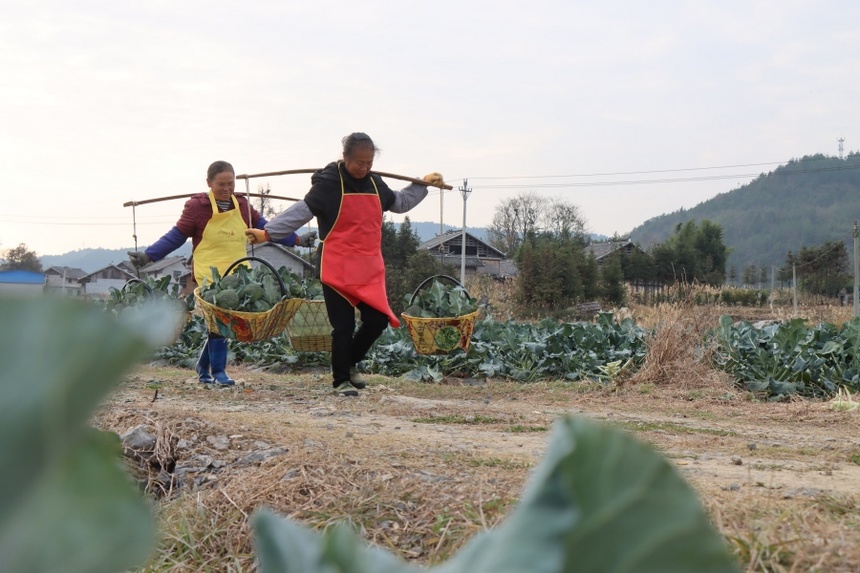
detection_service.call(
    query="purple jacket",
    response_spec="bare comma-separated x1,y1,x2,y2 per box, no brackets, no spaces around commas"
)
146,193,299,264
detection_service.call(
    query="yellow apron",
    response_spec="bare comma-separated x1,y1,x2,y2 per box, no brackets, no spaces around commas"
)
193,192,249,286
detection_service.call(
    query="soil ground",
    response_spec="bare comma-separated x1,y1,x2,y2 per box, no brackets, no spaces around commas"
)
97,360,860,572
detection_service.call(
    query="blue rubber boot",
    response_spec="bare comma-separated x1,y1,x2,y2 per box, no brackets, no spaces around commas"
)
195,339,214,384
208,337,235,386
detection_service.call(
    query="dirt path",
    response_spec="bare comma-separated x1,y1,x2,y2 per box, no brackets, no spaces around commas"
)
98,363,860,571
111,363,860,499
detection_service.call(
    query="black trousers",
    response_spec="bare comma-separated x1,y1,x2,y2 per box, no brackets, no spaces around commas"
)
323,284,389,383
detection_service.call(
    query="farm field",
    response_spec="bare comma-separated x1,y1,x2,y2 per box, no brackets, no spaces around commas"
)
99,342,860,572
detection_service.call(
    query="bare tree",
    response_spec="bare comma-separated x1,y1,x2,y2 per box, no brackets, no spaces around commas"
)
543,198,588,240
256,183,276,219
489,193,588,254
487,192,546,255
488,200,520,255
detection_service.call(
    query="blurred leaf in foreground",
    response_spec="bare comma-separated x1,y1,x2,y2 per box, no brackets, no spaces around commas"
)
255,416,741,573
0,296,170,573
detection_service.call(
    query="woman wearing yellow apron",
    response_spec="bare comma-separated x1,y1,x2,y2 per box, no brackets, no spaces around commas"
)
246,133,445,392
128,161,316,385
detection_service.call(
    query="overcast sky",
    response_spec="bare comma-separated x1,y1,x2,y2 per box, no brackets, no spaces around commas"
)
2,1,858,256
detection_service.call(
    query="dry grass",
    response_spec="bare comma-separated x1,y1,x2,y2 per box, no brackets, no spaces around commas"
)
623,291,736,395
98,401,528,572
704,488,860,572
92,291,860,572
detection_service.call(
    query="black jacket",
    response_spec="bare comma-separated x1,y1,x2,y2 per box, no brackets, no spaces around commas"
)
303,161,397,240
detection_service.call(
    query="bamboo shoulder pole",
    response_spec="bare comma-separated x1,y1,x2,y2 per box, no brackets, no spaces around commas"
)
124,168,452,207
235,168,454,190
123,192,299,208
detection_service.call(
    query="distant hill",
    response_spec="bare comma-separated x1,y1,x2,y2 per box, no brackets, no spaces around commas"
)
41,245,193,274
38,223,488,273
407,222,488,243
628,153,860,274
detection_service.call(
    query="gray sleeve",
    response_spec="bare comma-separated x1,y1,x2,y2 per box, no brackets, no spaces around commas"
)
265,200,314,241
389,183,429,214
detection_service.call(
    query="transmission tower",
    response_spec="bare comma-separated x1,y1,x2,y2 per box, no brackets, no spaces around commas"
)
838,137,845,160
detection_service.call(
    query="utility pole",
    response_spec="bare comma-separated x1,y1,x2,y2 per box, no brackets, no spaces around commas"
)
769,265,775,309
792,263,798,317
459,179,472,285
854,220,859,317
439,187,444,237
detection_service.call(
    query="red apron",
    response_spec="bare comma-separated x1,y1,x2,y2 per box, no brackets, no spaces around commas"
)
320,171,400,328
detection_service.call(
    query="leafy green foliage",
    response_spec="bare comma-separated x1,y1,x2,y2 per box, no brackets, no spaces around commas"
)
199,264,323,313
367,312,648,382
650,220,728,286
782,239,850,296
0,296,170,572
631,153,860,279
515,235,587,309
404,278,478,318
106,275,192,314
253,416,741,573
382,216,459,316
0,242,42,272
713,315,860,399
154,310,648,383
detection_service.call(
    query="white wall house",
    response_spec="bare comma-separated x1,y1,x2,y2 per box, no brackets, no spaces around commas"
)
0,270,46,295
79,264,137,299
138,256,189,292
44,266,87,297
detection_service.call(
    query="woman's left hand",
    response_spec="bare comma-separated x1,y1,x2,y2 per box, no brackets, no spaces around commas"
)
423,172,445,187
245,228,269,244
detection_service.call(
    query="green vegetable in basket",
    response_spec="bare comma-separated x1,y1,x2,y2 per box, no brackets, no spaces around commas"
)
219,273,243,291
403,304,426,317
404,279,478,318
199,263,291,313
215,289,240,310
239,282,265,303
434,325,461,350
262,275,281,305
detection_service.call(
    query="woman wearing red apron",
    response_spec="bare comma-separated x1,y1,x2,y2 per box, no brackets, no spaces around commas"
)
247,133,445,391
128,161,316,385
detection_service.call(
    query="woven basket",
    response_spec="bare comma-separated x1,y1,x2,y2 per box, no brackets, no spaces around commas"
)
400,275,478,355
194,257,301,342
286,299,332,352
401,310,479,355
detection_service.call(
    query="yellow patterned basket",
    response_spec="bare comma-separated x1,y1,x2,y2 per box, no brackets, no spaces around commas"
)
401,310,479,355
194,257,302,343
286,299,333,352
400,275,478,355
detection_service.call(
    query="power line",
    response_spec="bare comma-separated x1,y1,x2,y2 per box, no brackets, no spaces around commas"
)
0,217,176,227
467,160,793,180
462,163,860,189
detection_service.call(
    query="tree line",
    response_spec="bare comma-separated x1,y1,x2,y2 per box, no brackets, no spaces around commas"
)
6,190,853,308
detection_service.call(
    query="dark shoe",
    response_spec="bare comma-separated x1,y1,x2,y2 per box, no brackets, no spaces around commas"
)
332,379,358,396
348,368,366,390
